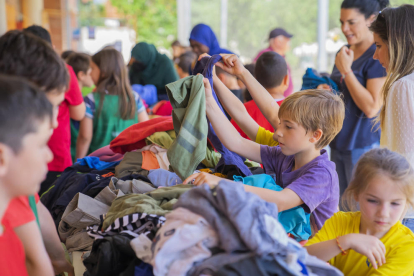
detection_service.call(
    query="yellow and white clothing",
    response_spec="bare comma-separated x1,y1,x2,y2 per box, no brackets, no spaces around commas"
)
306,211,414,276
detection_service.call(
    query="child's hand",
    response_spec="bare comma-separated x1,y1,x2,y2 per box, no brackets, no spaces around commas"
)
203,77,213,99
198,53,211,61
344,234,386,269
183,172,222,188
216,54,246,78
317,84,332,91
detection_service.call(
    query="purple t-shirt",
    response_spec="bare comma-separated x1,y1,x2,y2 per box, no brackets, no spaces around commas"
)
260,145,339,229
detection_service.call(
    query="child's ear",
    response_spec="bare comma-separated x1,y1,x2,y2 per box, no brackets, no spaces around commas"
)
77,71,85,81
309,129,323,144
0,144,10,177
283,73,289,86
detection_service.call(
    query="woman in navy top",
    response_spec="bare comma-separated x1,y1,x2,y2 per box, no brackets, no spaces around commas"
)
328,0,387,198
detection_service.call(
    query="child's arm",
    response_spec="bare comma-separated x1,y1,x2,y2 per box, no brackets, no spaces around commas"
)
212,71,260,141
216,54,280,130
14,221,55,276
76,117,93,160
306,234,386,270
184,172,304,212
38,202,75,276
202,78,261,163
138,110,149,122
69,102,86,121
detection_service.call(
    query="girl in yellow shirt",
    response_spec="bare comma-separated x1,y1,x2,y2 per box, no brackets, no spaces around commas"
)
305,148,414,275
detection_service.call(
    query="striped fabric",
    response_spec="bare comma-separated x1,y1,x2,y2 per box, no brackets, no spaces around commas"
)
87,212,166,240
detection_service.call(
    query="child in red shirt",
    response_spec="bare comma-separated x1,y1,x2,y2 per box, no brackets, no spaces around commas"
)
231,51,289,139
0,76,55,276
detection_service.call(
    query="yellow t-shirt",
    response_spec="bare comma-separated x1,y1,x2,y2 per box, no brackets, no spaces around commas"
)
305,211,414,276
255,126,278,147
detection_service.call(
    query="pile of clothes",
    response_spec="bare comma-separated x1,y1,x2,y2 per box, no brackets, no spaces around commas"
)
39,56,343,276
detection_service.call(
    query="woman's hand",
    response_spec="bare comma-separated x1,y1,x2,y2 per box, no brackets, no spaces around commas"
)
183,172,223,188
335,46,354,75
343,234,386,269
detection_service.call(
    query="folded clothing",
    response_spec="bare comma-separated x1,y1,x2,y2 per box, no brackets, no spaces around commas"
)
110,117,174,154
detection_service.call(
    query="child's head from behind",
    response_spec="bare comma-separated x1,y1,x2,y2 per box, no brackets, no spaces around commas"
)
275,90,345,155
91,48,136,120
0,75,53,197
255,51,288,93
343,148,414,233
174,51,196,79
0,30,69,128
66,53,94,88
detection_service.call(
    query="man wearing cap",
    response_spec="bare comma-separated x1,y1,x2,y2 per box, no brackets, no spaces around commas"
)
254,28,294,97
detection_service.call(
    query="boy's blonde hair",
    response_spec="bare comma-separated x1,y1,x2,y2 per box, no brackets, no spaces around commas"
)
342,148,414,211
278,89,345,149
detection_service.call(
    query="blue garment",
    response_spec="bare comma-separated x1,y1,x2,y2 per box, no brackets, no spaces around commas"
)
301,68,338,92
193,55,251,177
331,143,379,198
189,24,233,55
134,262,154,276
233,174,311,241
76,156,121,170
147,169,182,187
402,218,414,233
132,84,158,106
330,44,386,151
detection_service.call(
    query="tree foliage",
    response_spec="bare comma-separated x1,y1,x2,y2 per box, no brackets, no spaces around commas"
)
110,0,177,48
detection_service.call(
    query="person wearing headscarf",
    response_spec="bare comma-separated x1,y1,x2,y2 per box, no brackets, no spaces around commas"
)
129,42,179,101
189,23,233,57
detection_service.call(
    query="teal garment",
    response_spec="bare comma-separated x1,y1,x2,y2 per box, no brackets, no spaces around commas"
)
129,42,178,98
28,195,40,228
233,174,311,241
166,75,208,180
88,93,138,154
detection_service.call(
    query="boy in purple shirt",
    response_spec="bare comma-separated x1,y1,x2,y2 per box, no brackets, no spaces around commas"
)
185,54,345,230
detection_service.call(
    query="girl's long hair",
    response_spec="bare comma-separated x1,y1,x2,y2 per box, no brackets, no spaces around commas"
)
370,5,414,129
91,48,136,120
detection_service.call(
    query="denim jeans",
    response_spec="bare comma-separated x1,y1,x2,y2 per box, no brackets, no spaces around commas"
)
331,143,380,198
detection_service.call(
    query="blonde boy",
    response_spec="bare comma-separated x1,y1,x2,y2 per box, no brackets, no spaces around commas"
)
185,54,345,230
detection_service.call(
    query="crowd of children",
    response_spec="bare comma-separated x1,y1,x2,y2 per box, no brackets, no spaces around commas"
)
1,0,414,275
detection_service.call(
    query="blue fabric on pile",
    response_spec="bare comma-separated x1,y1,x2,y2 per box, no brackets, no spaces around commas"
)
233,174,311,241
76,156,121,170
131,84,158,106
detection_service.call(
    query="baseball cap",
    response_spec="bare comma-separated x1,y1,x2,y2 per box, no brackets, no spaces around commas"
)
268,28,293,40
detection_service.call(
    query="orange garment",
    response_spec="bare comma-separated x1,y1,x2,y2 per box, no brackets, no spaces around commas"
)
141,151,160,171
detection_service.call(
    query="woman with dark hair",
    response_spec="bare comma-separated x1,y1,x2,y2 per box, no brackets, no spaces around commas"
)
129,42,178,101
370,4,414,232
326,0,388,198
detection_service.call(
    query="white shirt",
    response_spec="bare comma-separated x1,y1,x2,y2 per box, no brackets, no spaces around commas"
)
380,72,414,217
